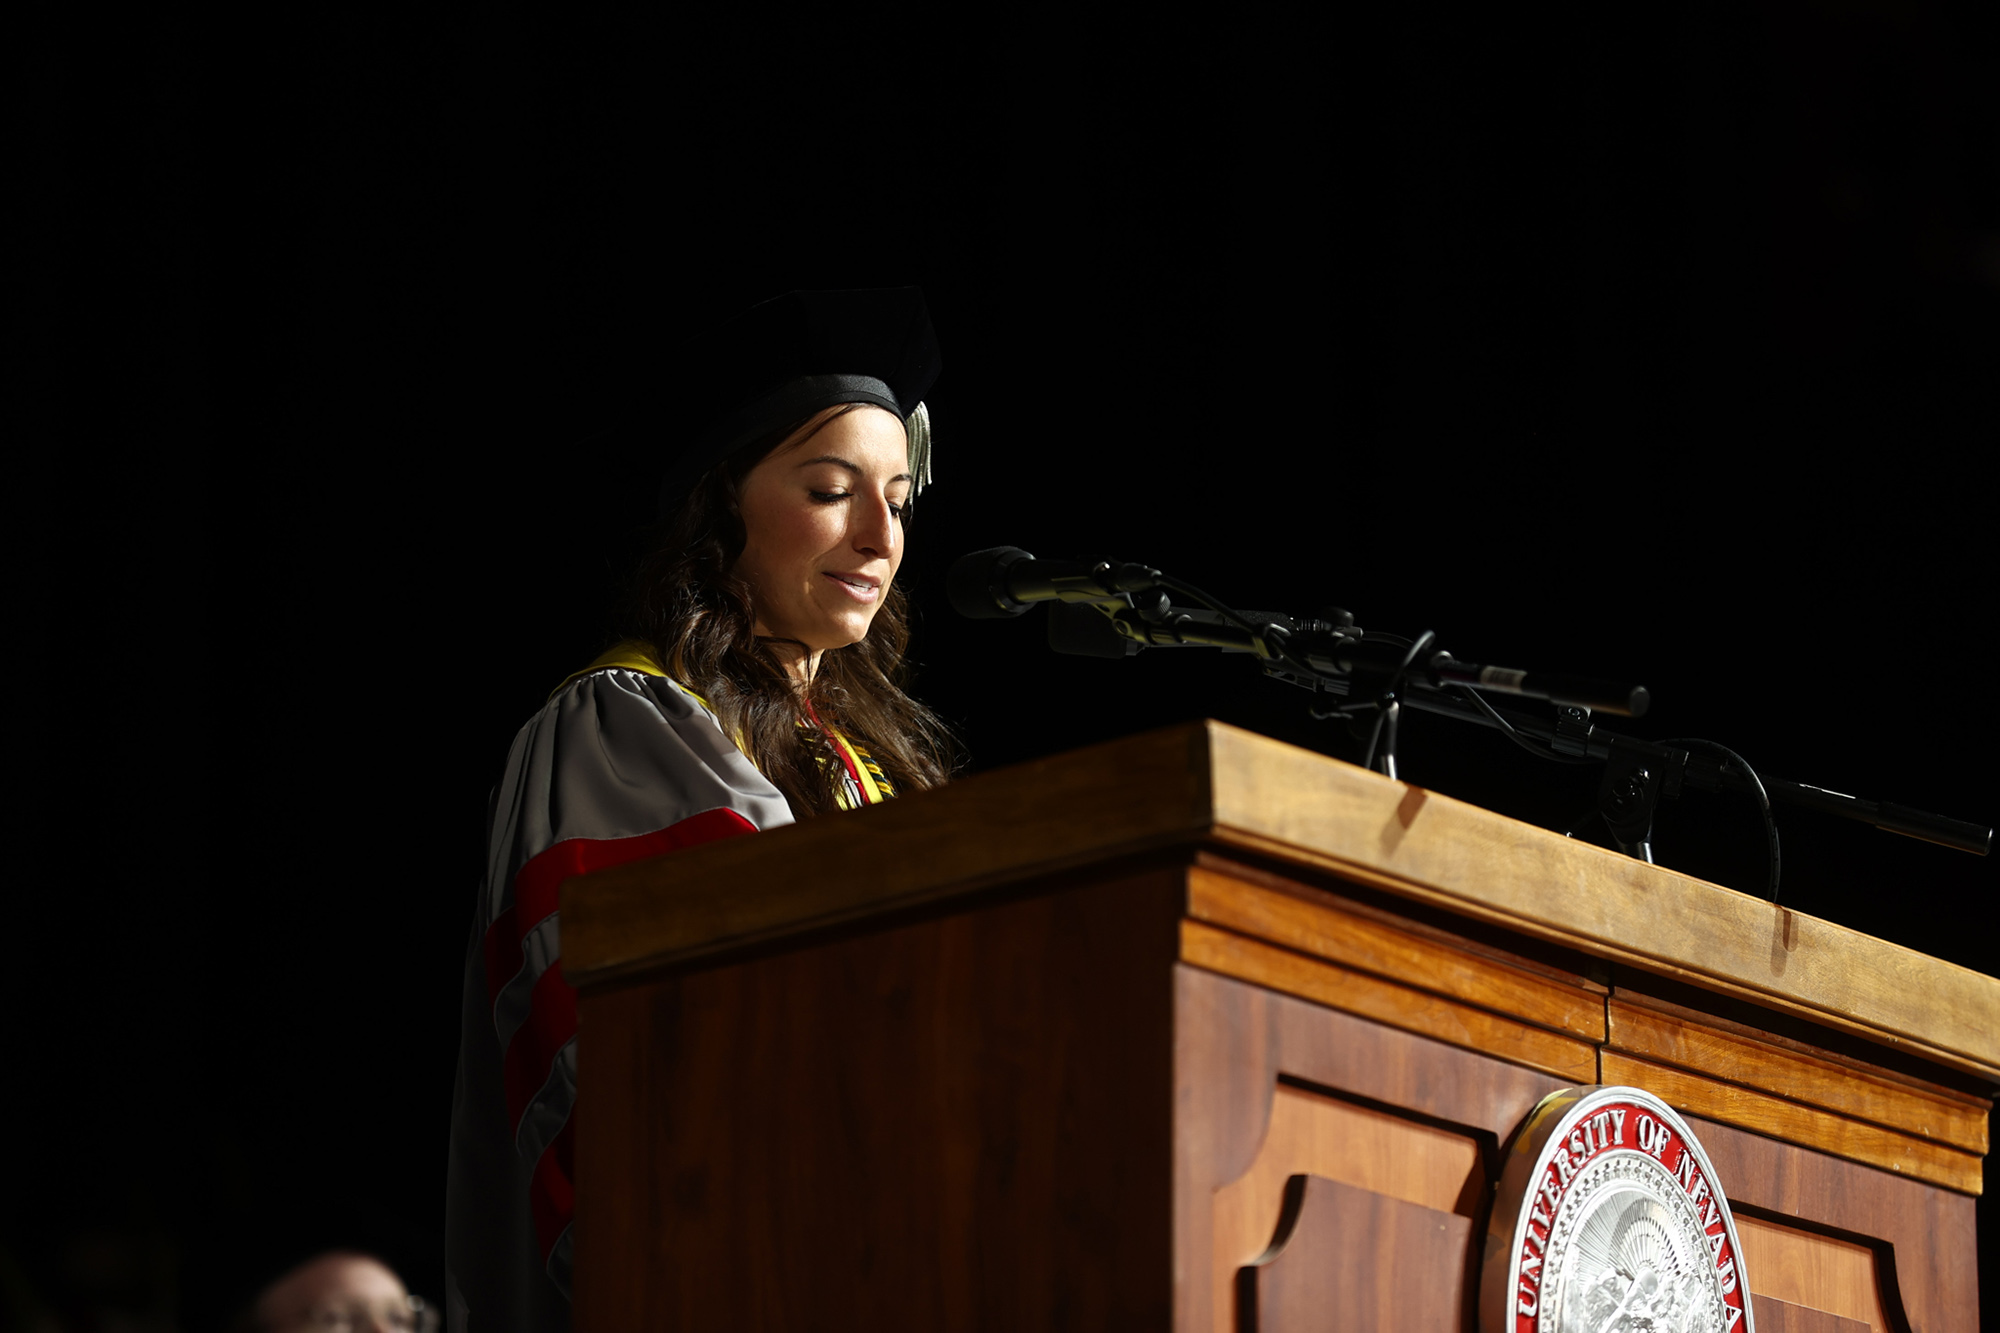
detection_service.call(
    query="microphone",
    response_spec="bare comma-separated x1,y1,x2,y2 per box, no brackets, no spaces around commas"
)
947,547,1162,620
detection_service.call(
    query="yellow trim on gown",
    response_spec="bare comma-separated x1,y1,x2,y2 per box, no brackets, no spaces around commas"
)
555,640,893,806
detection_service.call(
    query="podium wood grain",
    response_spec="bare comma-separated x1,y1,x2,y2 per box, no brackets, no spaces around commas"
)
1235,1174,1472,1331
573,866,1184,1330
560,722,1994,1330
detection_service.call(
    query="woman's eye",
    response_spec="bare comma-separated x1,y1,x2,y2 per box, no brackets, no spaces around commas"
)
809,489,906,518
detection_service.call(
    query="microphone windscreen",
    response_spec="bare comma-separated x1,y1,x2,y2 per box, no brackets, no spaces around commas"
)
947,547,1035,619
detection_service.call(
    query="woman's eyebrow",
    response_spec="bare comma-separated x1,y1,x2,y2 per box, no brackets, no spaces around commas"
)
795,454,913,484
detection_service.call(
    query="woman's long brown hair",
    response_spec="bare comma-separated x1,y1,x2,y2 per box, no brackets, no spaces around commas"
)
624,405,959,816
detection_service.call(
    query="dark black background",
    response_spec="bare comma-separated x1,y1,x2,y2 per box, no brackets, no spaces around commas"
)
10,6,1995,1329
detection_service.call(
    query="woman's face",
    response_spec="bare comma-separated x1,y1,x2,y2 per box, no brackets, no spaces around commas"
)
733,405,911,677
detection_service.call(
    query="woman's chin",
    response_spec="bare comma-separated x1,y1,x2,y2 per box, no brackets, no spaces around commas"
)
774,621,874,663
821,609,883,650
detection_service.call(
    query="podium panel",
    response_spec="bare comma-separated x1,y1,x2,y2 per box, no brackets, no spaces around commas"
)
562,722,1993,1330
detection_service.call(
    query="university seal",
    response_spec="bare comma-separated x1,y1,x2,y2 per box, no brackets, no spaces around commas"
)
1481,1086,1754,1333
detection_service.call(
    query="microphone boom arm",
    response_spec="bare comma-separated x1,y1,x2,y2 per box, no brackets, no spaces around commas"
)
1027,575,1991,867
956,548,1992,874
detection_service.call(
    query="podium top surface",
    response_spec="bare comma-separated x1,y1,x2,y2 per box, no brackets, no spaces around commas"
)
562,720,2000,1080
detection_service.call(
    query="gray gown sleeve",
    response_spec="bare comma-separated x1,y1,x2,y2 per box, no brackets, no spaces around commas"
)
446,669,794,1333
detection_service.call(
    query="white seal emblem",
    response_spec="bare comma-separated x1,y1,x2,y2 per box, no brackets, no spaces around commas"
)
1480,1086,1754,1332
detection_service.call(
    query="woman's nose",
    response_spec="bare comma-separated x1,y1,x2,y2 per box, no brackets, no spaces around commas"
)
852,493,898,556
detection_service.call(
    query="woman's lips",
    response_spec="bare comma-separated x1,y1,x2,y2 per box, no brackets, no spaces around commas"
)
824,571,881,601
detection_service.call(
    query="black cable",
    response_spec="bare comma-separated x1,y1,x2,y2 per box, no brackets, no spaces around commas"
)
1082,567,1870,901
1449,684,1598,766
1141,581,1773,898
1319,630,1438,719
1350,631,1432,774
1664,738,1782,903
1148,573,1432,777
1384,629,1435,696
1155,573,1327,682
1358,706,1389,774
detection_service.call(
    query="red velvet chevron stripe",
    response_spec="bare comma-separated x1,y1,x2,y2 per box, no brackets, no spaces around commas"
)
529,1117,577,1262
483,806,760,1261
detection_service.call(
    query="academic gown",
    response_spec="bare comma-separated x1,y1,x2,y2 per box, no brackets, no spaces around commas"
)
446,647,891,1331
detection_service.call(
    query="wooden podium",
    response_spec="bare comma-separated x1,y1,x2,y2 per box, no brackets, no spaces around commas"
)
560,722,1994,1331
